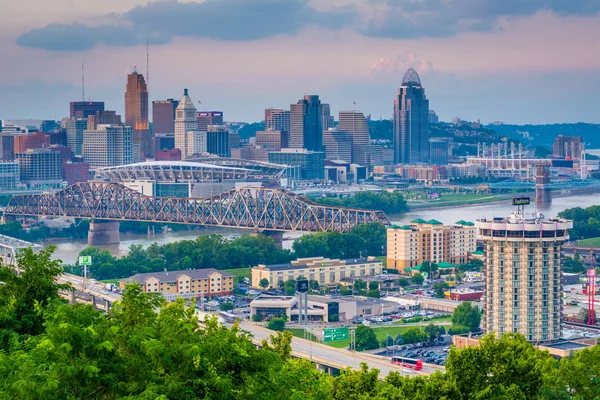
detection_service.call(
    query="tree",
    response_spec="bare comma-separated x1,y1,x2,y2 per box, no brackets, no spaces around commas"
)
259,278,270,289
353,279,367,293
433,282,449,298
267,316,287,331
220,302,234,311
411,273,424,286
421,261,438,278
564,254,585,274
368,280,379,291
547,344,600,399
354,325,379,351
451,302,481,332
309,280,320,290
446,333,555,400
398,277,410,287
284,279,297,295
400,327,428,344
0,246,71,349
424,323,445,341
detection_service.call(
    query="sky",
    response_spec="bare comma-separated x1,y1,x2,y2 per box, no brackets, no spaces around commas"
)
1,0,600,125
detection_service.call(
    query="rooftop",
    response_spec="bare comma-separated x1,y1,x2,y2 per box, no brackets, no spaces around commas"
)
121,268,232,284
541,341,588,351
401,67,422,87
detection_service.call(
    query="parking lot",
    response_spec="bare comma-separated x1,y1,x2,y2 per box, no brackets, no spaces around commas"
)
378,343,450,366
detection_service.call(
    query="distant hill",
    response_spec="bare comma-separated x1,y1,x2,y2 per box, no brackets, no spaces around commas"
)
488,123,600,148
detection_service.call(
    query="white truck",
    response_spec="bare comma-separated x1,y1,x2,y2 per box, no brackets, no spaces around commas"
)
105,283,118,292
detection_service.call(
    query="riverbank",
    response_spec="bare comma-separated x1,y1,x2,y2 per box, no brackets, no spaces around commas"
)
407,193,519,210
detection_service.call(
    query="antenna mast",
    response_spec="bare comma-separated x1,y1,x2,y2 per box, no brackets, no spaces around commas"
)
81,61,85,102
146,41,149,89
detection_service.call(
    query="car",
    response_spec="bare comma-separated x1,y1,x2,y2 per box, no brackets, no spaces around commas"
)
443,347,450,352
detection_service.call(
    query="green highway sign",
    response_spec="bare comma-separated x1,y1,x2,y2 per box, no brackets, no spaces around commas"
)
79,256,92,266
323,327,349,343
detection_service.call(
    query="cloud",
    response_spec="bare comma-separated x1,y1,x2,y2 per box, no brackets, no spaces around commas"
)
16,0,357,51
361,0,600,39
369,52,432,77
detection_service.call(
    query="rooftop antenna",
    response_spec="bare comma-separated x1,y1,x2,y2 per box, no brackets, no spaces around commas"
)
81,61,85,102
146,41,149,89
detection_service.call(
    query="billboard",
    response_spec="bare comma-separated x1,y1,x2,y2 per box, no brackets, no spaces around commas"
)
323,327,349,342
296,279,309,293
78,256,92,265
512,197,531,206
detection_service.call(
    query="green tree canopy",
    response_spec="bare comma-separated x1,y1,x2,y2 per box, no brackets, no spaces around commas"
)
354,325,379,351
411,273,424,286
451,301,481,332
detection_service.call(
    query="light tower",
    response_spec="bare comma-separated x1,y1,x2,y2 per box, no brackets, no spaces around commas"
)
587,269,596,325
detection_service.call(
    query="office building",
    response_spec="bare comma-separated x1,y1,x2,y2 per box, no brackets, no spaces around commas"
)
14,132,50,153
64,162,90,185
197,111,224,132
265,108,290,144
476,206,573,342
387,219,476,271
206,126,230,157
185,131,207,158
251,256,383,289
429,138,449,165
152,99,178,135
87,110,122,131
66,118,88,156
338,110,371,164
155,133,175,152
290,95,322,151
268,148,325,180
155,149,182,161
174,89,201,159
393,68,430,164
321,103,335,130
119,268,234,296
15,148,63,188
322,129,352,162
70,101,104,119
552,135,583,160
0,133,14,160
429,110,439,124
255,130,286,151
229,132,241,150
0,161,20,189
125,71,151,158
83,125,133,168
231,146,270,163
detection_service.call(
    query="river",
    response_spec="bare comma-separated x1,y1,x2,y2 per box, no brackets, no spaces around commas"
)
47,192,599,264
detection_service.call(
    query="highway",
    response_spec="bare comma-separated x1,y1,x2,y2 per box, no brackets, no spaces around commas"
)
58,273,122,303
236,321,443,378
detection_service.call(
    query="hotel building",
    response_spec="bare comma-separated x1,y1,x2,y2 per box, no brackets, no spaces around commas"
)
120,268,234,296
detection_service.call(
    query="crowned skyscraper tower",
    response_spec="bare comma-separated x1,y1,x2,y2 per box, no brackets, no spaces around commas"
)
175,89,205,159
393,68,430,164
125,71,151,159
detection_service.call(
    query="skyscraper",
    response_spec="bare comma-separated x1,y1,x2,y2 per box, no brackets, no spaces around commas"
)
322,129,352,162
290,95,322,151
83,125,133,168
66,118,88,156
393,68,430,164
207,126,230,157
321,103,335,131
125,71,151,159
265,108,290,145
70,102,104,119
197,111,224,131
338,110,370,165
152,99,179,135
87,110,122,131
476,204,572,342
174,89,201,159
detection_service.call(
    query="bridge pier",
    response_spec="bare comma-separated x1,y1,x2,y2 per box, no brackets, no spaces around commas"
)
260,230,285,249
88,220,120,246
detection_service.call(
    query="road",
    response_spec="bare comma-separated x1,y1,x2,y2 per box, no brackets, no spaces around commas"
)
58,273,122,303
236,321,442,378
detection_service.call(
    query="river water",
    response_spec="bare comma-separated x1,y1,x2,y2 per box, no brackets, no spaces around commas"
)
48,192,600,264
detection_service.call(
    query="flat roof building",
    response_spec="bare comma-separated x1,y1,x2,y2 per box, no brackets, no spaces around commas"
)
268,148,325,180
83,125,133,168
251,256,383,289
15,148,63,189
387,219,476,273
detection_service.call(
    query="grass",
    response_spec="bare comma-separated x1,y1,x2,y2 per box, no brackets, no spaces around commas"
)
221,267,251,281
409,193,514,209
285,318,452,350
100,279,120,285
576,237,600,248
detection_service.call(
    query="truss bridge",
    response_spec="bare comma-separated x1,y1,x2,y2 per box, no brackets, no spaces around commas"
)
4,182,390,245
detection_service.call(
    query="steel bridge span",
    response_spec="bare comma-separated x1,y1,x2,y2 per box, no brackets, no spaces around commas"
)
4,182,390,245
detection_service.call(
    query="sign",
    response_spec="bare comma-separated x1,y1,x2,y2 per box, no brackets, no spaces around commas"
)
512,197,531,206
323,327,349,343
588,269,597,278
79,256,92,265
296,279,309,293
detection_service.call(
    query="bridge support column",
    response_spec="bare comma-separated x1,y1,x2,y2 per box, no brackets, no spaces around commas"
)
260,230,284,249
88,220,120,246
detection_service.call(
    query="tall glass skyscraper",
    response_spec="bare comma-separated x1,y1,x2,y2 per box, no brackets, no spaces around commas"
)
290,95,323,151
393,68,429,164
125,71,151,159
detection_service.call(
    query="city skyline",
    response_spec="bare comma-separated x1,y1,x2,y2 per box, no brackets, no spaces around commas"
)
1,0,599,124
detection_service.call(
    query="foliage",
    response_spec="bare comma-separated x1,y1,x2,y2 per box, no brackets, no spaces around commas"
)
421,260,438,277
433,282,449,298
259,278,270,288
368,281,379,291
236,122,265,139
564,254,586,274
313,191,408,214
368,119,393,140
284,279,297,296
267,317,287,332
559,205,600,240
411,273,424,286
451,301,481,332
354,325,379,351
400,327,428,344
220,302,234,311
0,220,89,242
458,258,484,271
398,277,410,287
423,324,446,341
